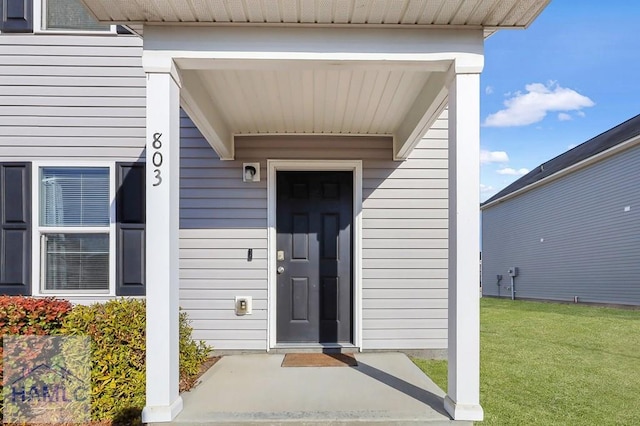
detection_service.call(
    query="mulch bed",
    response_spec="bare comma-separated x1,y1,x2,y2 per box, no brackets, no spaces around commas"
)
281,353,357,367
180,356,222,392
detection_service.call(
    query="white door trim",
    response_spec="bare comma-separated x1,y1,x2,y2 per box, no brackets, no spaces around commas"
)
267,160,363,351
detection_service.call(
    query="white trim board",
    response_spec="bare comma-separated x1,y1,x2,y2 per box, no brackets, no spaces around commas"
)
267,160,363,351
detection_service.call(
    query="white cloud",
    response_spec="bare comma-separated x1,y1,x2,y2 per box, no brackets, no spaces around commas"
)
558,112,572,121
480,184,494,193
484,82,594,127
480,150,509,164
576,111,586,117
567,143,578,149
497,167,530,176
485,86,494,95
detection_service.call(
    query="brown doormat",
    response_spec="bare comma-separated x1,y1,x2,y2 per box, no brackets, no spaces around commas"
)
282,353,358,367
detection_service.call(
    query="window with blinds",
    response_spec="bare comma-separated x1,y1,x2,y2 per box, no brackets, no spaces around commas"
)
39,168,110,292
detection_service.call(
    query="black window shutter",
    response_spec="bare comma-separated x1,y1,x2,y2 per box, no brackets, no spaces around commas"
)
1,0,34,33
116,163,145,296
0,163,31,295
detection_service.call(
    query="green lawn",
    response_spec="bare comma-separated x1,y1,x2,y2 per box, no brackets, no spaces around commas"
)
414,298,640,425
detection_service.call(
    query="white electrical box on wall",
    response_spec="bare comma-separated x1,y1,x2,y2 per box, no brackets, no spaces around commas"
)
508,267,519,277
235,296,252,315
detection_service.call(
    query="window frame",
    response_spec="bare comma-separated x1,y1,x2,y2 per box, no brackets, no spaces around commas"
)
34,0,117,34
31,161,116,296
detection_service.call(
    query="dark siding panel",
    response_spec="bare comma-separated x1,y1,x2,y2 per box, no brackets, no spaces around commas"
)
0,162,31,295
1,0,33,33
116,162,145,296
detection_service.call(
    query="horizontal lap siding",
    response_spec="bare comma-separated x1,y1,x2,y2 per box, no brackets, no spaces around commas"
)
482,143,640,306
180,114,268,350
180,111,449,351
0,35,145,161
362,111,448,350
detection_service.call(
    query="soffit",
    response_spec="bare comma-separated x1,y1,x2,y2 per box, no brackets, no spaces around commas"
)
82,0,549,33
189,67,433,135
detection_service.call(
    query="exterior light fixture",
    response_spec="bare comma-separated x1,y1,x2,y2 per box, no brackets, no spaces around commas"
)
243,163,260,182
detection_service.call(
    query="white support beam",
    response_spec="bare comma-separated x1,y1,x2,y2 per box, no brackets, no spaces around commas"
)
143,26,484,71
393,71,449,160
142,72,183,423
444,71,484,422
180,70,234,160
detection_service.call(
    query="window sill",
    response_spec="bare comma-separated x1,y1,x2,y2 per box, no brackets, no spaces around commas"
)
33,29,117,36
38,291,112,297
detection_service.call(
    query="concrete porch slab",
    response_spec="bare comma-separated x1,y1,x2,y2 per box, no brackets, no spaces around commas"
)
159,352,470,425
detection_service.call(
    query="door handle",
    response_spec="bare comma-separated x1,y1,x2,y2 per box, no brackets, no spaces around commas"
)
277,266,285,274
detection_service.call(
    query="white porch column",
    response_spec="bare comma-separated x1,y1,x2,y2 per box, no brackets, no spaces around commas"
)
444,71,484,421
142,70,183,423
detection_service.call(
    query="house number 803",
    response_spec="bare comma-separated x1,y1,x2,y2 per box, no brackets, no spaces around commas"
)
152,132,163,186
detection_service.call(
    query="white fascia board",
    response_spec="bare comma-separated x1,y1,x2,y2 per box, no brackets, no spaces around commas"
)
481,134,640,210
179,71,234,160
143,25,484,67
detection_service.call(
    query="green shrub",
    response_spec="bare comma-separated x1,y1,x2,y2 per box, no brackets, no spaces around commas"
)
62,299,146,421
179,311,210,391
62,299,211,422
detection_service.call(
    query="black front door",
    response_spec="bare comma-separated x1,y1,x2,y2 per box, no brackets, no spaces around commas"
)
276,171,353,344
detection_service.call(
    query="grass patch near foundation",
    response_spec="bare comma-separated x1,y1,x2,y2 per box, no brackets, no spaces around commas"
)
415,298,640,425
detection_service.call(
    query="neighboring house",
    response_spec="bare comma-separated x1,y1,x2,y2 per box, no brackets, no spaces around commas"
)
482,114,640,306
1,0,549,422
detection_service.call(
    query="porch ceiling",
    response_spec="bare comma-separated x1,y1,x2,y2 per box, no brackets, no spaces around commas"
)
173,55,450,160
82,0,549,35
186,67,432,135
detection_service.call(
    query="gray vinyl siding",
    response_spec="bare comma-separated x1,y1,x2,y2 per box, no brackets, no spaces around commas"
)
362,112,448,350
0,32,450,351
180,111,449,351
482,142,640,305
0,34,144,305
0,34,145,161
180,113,267,350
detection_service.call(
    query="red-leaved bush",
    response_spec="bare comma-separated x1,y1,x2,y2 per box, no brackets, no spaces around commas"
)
0,296,72,375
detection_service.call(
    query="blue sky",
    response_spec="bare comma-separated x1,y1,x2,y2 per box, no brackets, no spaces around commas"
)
479,0,640,201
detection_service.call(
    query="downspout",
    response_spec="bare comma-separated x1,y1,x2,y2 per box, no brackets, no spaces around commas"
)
496,274,502,297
